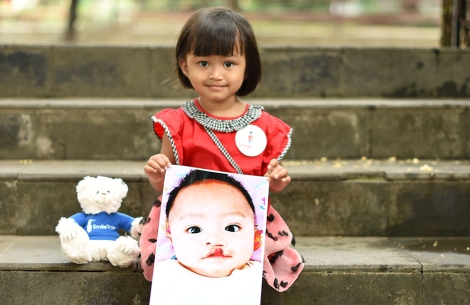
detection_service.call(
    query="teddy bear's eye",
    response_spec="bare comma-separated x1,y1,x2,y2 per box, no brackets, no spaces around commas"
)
107,190,110,193
96,191,99,194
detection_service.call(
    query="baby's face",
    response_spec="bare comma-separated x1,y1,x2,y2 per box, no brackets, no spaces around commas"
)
167,180,255,277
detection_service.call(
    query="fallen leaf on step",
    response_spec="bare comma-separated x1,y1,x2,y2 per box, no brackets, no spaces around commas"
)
420,164,434,172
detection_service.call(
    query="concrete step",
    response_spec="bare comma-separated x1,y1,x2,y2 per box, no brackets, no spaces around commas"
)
1,159,469,237
1,46,469,98
0,236,469,305
1,99,469,160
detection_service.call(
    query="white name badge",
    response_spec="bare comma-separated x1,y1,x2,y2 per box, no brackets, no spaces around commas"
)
235,125,267,157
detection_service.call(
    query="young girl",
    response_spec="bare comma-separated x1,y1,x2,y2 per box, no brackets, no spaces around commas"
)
141,6,304,292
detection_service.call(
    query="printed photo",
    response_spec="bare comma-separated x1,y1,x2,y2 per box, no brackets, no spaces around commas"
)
150,165,269,305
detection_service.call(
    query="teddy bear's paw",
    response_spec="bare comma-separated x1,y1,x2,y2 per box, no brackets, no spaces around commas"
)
60,229,82,244
60,227,89,247
56,217,89,244
130,217,144,238
107,236,140,268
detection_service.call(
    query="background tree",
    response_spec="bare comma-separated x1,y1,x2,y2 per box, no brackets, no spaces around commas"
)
65,0,79,41
441,0,468,47
228,0,240,10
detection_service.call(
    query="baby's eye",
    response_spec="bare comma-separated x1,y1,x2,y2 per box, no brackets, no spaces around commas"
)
225,225,240,232
198,61,208,67
224,62,234,68
187,226,202,234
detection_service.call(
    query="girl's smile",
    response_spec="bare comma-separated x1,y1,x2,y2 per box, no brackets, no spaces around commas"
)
206,84,227,91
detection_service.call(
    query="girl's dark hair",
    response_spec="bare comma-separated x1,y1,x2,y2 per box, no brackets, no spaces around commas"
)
175,7,262,96
165,169,255,217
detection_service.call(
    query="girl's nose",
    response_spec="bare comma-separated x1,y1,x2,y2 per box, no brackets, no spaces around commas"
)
209,66,222,80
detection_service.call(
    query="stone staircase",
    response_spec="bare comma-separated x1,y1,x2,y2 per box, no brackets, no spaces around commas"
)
0,45,469,304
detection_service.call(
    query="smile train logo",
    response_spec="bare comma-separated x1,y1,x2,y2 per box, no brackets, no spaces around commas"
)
86,219,95,233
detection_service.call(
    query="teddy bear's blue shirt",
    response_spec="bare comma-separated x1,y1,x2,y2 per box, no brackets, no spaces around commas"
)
71,212,134,240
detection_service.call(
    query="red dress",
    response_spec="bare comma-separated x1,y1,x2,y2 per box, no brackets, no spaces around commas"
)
140,99,304,292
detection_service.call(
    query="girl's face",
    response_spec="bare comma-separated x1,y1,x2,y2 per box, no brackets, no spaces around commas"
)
167,180,255,278
179,46,246,106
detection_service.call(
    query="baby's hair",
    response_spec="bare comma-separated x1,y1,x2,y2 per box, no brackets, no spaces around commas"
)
175,6,262,96
165,169,255,217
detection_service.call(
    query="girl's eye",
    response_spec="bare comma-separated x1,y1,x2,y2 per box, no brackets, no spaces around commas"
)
187,226,202,234
225,225,240,232
198,61,208,67
224,62,234,68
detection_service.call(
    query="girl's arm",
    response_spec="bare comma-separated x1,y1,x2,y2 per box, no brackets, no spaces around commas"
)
144,133,175,192
264,159,291,192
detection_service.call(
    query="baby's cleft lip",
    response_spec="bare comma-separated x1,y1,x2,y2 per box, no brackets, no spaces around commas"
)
207,248,228,258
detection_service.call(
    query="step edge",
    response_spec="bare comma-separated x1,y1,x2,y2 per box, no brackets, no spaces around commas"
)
1,98,470,109
1,160,470,182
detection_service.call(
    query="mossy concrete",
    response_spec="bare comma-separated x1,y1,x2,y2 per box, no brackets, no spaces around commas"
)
1,272,152,305
1,99,469,160
1,160,469,236
1,46,469,98
1,236,469,305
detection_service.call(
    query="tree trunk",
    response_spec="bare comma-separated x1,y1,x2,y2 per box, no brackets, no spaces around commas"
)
459,0,469,47
228,0,239,10
441,0,469,47
441,0,452,46
65,0,79,41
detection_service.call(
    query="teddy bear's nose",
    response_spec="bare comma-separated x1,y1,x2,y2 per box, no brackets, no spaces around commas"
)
101,192,107,195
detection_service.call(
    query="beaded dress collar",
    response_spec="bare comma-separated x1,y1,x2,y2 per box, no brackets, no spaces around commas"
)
182,100,264,133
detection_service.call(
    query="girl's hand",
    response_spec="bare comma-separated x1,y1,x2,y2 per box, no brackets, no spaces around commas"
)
144,154,172,191
265,159,291,192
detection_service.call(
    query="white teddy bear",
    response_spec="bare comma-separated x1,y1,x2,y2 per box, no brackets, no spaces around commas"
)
56,176,143,267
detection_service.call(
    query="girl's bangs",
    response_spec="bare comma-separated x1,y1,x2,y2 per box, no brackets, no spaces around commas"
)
190,24,244,57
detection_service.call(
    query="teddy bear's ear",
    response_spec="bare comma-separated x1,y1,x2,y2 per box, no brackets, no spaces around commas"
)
114,178,129,199
76,176,93,194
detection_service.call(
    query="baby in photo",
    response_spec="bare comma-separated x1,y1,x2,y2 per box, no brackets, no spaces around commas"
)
150,167,268,305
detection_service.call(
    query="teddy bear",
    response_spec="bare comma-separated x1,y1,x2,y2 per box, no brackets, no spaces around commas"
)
55,176,143,267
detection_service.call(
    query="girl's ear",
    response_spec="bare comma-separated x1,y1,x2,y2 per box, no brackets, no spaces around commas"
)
179,58,189,77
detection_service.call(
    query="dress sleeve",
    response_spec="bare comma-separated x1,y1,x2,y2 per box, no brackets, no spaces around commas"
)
263,114,293,163
151,108,185,165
